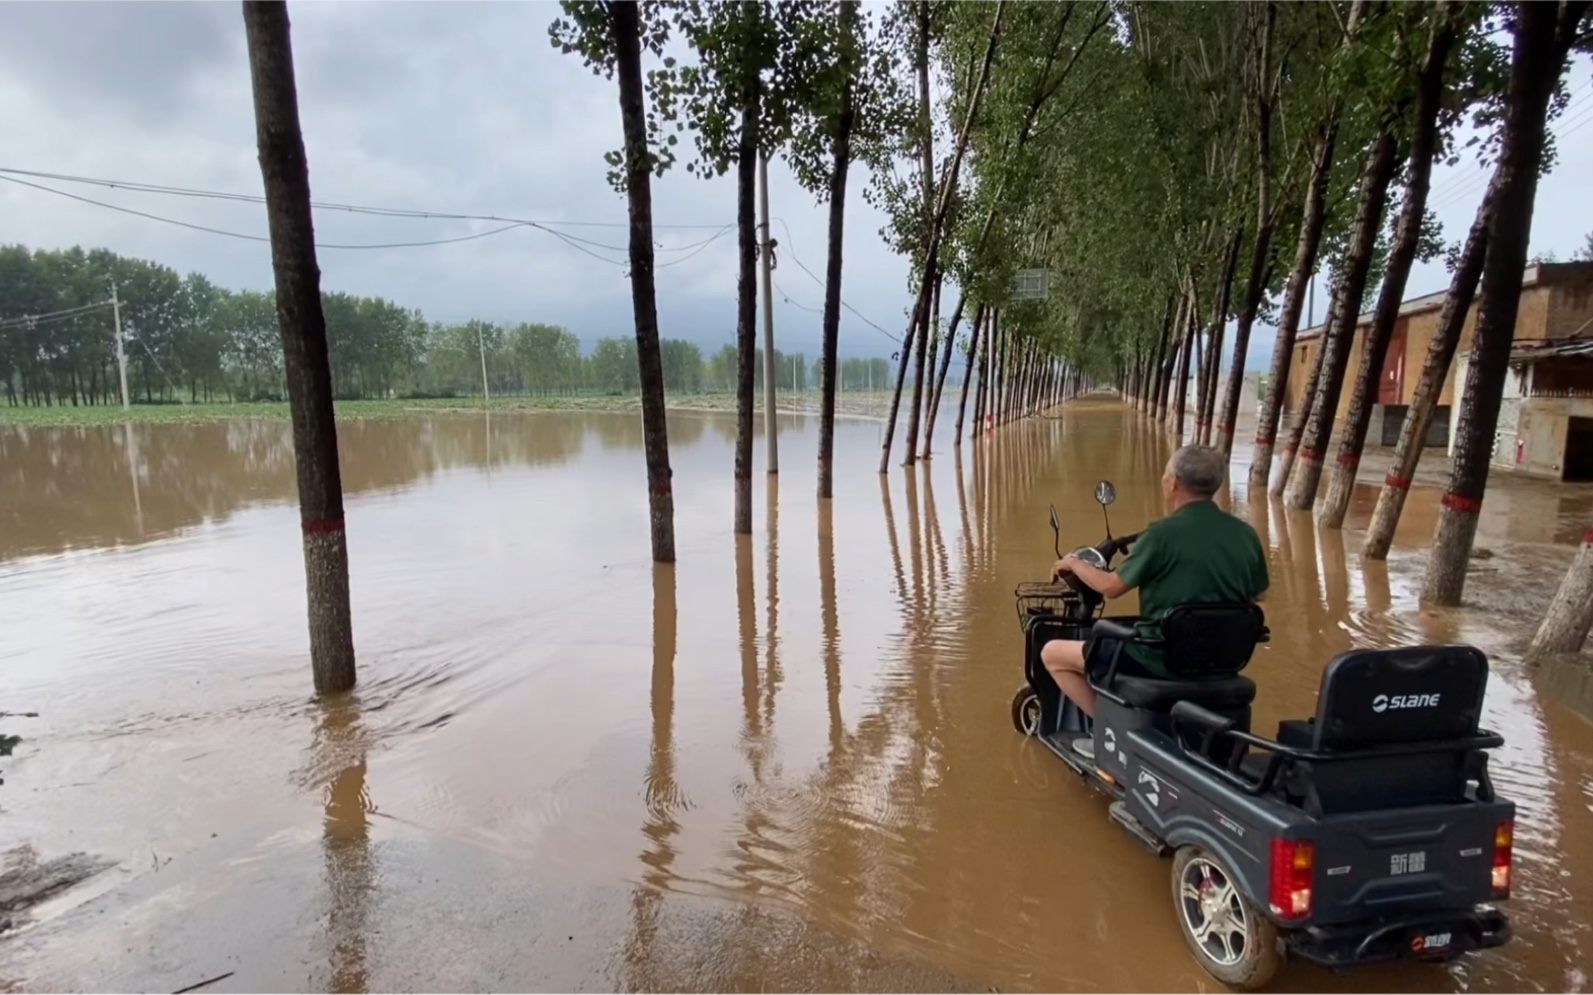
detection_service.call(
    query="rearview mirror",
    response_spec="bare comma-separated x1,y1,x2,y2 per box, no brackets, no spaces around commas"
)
1094,480,1117,506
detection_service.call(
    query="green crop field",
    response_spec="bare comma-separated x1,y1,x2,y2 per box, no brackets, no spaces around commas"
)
0,391,894,428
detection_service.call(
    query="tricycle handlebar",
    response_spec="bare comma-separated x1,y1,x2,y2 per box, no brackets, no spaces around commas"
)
1093,530,1141,561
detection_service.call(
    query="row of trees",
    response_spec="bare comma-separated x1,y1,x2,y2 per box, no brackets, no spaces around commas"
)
1,244,903,405
234,0,1591,691
1061,1,1593,645
969,0,1590,621
828,0,1593,640
553,0,1099,558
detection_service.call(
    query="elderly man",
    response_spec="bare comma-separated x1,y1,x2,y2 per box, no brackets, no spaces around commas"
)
1041,444,1268,758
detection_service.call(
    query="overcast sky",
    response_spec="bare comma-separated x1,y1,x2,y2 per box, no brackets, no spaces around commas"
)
1,3,1589,369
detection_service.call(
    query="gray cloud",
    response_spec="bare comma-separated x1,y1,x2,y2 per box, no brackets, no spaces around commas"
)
0,1,912,361
2,4,1587,371
0,2,237,123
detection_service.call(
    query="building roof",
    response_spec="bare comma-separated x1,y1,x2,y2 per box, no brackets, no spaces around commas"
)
1510,338,1593,364
1296,261,1593,343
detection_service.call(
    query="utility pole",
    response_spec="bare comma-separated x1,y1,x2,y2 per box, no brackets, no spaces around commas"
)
111,281,130,410
758,153,778,474
476,322,491,403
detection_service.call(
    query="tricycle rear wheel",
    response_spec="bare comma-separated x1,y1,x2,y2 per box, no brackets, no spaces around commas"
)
1010,686,1041,736
1171,845,1281,990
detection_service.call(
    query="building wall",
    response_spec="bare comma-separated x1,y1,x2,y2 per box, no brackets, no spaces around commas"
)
1548,278,1593,340
1282,283,1557,420
1283,324,1369,419
1403,303,1480,407
1508,394,1593,479
1283,339,1311,414
1493,365,1529,470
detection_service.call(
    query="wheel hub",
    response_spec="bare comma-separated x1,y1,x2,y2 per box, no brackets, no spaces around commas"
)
1181,858,1249,967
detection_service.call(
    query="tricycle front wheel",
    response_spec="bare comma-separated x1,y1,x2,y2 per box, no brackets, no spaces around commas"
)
1011,686,1041,736
1171,845,1281,990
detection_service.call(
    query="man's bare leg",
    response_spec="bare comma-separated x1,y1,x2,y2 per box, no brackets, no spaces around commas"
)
1041,638,1096,718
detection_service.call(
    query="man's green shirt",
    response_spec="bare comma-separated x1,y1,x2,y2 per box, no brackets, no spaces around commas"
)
1112,499,1269,675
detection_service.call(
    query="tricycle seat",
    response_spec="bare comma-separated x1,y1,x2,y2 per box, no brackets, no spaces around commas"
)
1088,602,1266,715
1113,673,1257,711
1172,643,1504,817
1276,643,1496,814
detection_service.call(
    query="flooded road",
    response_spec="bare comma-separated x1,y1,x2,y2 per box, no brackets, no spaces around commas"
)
2,402,1592,992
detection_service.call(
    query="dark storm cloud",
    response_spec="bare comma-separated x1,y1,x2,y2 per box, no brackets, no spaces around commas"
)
0,1,912,360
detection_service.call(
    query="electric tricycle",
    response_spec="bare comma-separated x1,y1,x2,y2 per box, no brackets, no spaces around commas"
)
1010,481,1515,989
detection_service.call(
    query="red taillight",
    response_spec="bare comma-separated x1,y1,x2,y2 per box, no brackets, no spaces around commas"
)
1269,838,1314,920
1491,820,1513,898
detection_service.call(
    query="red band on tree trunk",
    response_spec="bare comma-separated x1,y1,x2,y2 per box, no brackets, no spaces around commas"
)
302,517,345,534
1218,425,1233,437
1282,443,1298,455
1255,434,1273,446
1385,474,1411,490
648,483,673,498
1299,447,1320,462
1441,492,1483,514
1337,452,1360,467
1583,527,1593,545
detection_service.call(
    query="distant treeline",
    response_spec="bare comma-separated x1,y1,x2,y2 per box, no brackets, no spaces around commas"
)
0,244,898,406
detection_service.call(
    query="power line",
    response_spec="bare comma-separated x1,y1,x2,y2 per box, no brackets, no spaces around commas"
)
1551,101,1593,141
1,164,900,343
535,227,627,268
132,333,182,399
0,299,114,330
0,169,745,269
771,217,902,344
657,225,736,268
0,310,114,334
0,173,536,250
1429,174,1490,213
773,278,823,313
0,166,730,233
1426,82,1590,202
1428,102,1593,214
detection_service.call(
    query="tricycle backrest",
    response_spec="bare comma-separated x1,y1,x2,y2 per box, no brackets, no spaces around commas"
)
1161,602,1265,678
1312,644,1488,751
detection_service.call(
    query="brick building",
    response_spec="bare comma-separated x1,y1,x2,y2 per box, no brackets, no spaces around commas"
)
1284,261,1593,479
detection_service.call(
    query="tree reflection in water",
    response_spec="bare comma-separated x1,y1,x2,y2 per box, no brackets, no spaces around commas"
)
313,696,373,995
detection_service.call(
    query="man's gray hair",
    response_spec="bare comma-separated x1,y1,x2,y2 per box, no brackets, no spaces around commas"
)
1167,445,1226,498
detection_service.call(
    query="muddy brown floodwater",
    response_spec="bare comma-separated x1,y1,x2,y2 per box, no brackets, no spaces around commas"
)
2,401,1592,993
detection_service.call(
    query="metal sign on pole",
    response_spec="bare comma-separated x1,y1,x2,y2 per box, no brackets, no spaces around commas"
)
1011,268,1050,302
